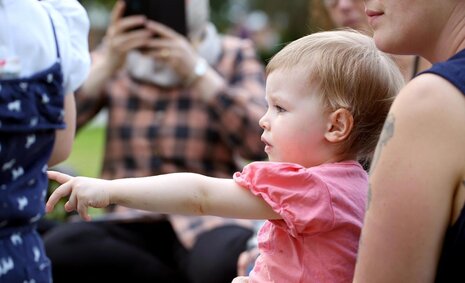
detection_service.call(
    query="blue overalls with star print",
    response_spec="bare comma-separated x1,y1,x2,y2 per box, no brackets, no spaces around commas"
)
0,15,65,282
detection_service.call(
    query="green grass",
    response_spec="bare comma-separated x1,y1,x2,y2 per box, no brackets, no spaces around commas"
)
61,124,105,177
46,124,106,220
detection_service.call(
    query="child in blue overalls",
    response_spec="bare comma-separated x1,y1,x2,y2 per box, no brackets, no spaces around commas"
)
0,0,90,281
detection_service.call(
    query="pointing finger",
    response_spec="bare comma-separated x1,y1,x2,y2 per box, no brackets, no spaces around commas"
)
45,181,73,213
47,170,73,185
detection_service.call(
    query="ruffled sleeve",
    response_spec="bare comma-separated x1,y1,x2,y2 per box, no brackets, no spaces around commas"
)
40,0,91,94
233,162,335,237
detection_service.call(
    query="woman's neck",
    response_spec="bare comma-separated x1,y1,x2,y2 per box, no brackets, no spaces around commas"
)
390,54,418,82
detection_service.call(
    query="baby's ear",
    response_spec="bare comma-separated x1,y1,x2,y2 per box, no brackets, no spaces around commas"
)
324,108,353,143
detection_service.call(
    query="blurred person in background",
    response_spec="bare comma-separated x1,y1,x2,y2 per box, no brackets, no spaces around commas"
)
42,0,267,282
312,0,430,83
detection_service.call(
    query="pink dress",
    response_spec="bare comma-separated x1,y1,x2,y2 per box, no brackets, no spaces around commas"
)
233,161,368,283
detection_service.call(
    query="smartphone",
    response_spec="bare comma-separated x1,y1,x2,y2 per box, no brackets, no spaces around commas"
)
123,0,187,36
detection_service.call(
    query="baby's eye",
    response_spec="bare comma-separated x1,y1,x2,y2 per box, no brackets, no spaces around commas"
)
275,105,286,113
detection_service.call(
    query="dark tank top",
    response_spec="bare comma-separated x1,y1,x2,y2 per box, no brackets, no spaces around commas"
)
419,49,465,282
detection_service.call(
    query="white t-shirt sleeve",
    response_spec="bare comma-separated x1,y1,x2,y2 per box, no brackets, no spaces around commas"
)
40,0,91,94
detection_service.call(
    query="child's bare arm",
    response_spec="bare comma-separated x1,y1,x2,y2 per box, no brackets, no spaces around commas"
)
46,171,281,221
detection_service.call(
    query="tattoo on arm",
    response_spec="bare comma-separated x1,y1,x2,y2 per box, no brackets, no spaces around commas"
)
370,114,395,172
366,114,395,211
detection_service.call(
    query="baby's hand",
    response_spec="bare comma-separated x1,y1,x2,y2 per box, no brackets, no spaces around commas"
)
46,171,112,221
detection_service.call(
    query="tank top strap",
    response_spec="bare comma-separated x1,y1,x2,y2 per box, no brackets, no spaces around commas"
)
418,49,465,95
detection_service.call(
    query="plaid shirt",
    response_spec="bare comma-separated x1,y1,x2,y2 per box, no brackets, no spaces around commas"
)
75,35,267,247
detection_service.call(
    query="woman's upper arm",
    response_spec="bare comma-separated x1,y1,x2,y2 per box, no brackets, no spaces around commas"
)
354,74,465,282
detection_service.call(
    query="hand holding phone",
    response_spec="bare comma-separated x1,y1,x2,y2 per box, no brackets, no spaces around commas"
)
123,0,187,36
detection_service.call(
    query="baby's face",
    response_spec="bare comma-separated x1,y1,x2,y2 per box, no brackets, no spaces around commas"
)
259,67,329,168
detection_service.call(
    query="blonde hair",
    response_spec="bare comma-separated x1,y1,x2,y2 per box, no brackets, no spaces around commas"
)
266,29,404,160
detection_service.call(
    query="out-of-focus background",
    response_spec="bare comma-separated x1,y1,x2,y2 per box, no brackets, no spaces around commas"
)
82,0,332,63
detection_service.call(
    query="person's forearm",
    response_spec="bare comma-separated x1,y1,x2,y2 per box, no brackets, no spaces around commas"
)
107,173,278,220
191,65,226,102
109,173,224,215
78,55,116,98
73,50,115,129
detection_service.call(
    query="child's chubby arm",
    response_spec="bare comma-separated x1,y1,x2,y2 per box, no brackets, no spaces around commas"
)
46,171,281,222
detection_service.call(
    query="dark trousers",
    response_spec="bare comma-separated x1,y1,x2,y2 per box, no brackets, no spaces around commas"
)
42,220,252,283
